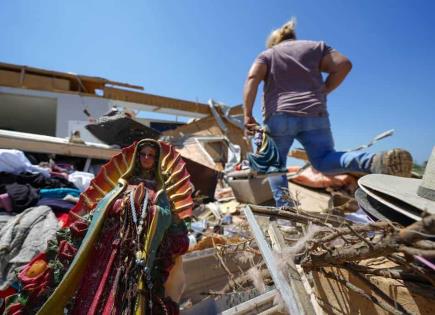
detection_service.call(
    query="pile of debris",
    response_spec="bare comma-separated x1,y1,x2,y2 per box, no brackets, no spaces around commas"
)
177,133,434,314
180,167,435,314
1,95,434,315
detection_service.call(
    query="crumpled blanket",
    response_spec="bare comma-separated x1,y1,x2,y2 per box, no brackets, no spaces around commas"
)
68,171,94,192
248,131,287,174
0,149,50,177
0,213,14,231
0,205,59,290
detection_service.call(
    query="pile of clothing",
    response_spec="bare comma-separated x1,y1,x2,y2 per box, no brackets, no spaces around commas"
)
0,149,94,295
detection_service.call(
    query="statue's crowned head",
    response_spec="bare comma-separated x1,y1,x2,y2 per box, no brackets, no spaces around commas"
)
129,140,163,186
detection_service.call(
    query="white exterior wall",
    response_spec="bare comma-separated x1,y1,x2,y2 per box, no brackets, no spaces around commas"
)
56,94,110,142
0,86,202,144
0,87,112,143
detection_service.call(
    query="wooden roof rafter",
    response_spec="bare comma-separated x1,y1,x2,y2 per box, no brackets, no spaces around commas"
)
0,62,144,95
0,61,241,118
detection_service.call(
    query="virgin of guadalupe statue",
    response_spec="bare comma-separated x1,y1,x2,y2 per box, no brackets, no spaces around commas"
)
3,139,194,315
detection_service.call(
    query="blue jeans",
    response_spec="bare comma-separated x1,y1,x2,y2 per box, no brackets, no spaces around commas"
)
264,113,375,207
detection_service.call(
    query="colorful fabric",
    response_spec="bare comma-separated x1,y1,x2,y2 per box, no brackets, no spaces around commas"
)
36,198,76,213
0,206,58,291
247,130,287,174
0,149,50,177
4,183,39,213
39,188,81,199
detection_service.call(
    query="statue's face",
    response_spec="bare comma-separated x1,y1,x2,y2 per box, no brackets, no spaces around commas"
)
139,146,157,171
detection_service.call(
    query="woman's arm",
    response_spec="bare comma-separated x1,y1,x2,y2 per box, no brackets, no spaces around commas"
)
320,51,352,94
243,62,267,135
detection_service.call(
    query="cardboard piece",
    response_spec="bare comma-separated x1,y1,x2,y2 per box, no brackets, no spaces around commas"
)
228,177,273,204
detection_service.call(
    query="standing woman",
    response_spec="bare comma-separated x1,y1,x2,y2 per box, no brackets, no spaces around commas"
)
243,18,412,207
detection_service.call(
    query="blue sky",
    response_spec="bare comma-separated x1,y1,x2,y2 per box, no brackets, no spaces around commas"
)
1,0,434,163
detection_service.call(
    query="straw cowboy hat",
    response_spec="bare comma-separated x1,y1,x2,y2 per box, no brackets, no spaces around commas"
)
358,147,435,219
354,188,417,225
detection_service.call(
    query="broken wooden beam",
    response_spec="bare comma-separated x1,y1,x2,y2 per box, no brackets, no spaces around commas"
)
268,222,316,315
103,87,211,116
0,129,119,160
243,205,307,315
249,204,347,227
221,289,277,315
288,148,308,161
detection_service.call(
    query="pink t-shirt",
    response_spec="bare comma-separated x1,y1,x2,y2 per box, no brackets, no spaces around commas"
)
255,40,335,120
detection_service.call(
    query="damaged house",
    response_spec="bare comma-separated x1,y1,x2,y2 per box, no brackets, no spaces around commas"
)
0,62,249,200
1,61,435,315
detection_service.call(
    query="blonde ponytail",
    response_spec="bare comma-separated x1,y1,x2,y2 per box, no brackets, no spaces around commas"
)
266,17,297,48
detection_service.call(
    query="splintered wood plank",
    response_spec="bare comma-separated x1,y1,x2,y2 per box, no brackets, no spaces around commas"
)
288,182,331,213
243,205,306,315
0,129,119,159
175,142,217,170
182,248,255,305
268,222,317,315
221,289,278,315
288,148,309,161
312,264,435,315
103,87,210,116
